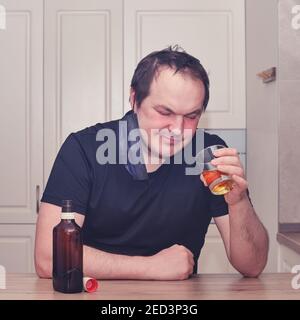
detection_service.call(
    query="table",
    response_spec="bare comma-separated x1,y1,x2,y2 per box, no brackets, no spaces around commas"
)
0,273,299,300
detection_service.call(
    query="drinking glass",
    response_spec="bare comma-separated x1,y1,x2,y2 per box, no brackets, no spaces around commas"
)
196,144,233,195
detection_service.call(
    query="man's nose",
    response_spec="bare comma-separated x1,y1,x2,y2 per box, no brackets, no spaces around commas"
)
169,115,184,136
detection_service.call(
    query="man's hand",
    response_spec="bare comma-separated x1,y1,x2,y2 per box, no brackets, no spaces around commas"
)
147,244,194,280
200,147,248,206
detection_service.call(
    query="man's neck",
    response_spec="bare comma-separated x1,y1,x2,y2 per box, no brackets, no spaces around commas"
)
145,162,163,173
141,146,165,173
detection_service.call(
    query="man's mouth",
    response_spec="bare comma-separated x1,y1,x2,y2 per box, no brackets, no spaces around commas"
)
160,134,182,145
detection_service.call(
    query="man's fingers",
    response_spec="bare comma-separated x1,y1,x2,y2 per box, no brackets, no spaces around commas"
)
189,265,194,276
211,156,242,167
215,164,244,178
213,147,238,157
200,174,208,186
231,174,248,190
189,256,195,267
186,247,194,258
181,246,194,262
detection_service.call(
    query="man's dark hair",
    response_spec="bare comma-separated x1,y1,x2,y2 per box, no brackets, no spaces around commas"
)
130,45,210,111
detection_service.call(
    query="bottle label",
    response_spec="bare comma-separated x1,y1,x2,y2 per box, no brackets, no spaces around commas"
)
61,212,75,219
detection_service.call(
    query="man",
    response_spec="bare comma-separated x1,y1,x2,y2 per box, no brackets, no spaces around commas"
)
35,47,268,280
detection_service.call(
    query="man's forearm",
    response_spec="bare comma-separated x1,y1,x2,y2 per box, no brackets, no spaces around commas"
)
228,196,269,277
83,244,195,280
83,245,152,280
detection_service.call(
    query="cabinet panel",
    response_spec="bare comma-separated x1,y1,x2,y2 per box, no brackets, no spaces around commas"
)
0,225,36,273
59,11,110,141
44,0,123,183
0,0,43,223
198,224,238,273
278,244,300,273
124,0,245,129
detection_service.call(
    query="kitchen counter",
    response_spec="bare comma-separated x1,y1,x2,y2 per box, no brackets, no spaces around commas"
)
277,232,300,255
0,273,299,300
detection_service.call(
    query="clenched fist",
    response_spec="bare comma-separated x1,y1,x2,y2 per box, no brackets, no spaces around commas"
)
146,244,195,280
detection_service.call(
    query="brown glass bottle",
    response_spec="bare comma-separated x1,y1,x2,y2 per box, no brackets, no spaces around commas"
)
52,200,83,293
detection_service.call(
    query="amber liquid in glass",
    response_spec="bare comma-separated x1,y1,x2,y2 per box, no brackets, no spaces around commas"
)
202,170,233,195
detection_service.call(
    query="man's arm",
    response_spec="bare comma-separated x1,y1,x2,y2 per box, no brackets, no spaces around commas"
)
214,198,269,277
209,147,269,277
35,202,194,280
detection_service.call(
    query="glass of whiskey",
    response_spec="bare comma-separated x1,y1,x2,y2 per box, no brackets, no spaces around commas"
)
196,144,233,195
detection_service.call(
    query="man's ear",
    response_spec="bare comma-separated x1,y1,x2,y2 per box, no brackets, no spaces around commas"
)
129,88,136,112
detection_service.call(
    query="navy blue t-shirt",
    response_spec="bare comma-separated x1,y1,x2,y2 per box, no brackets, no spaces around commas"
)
41,112,230,273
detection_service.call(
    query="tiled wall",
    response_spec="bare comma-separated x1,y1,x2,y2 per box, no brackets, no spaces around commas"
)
279,0,300,223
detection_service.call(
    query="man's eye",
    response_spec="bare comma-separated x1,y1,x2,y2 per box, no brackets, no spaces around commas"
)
185,114,198,120
158,110,171,116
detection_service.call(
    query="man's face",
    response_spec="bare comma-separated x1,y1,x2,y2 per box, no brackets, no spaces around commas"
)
131,67,205,161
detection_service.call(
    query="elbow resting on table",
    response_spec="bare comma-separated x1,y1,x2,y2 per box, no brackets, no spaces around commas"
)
230,253,268,278
235,259,267,278
34,254,52,279
241,269,263,278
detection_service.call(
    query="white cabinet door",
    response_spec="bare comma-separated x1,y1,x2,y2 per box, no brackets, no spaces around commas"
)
278,245,300,273
44,0,123,182
198,224,238,273
124,0,245,129
0,225,36,273
0,0,43,223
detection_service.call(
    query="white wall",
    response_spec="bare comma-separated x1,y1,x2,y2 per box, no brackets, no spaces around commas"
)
278,0,300,225
246,0,279,272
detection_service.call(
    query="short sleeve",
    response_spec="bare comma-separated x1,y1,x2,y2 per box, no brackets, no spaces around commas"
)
41,133,92,215
206,189,229,218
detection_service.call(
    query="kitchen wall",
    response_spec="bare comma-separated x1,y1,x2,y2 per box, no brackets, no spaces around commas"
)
246,0,279,272
278,0,300,225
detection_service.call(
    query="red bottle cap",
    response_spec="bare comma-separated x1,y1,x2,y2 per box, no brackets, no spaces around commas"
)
83,277,98,293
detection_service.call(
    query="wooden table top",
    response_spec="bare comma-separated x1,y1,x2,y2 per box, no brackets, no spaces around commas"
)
0,273,300,300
